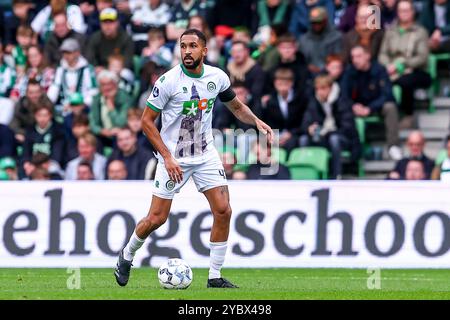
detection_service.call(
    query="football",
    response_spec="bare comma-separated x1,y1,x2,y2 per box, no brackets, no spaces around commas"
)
158,258,193,289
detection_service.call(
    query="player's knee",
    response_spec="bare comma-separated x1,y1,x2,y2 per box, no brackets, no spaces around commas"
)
146,214,168,230
213,205,232,221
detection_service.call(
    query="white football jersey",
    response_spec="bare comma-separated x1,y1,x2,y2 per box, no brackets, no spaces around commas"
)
146,64,231,164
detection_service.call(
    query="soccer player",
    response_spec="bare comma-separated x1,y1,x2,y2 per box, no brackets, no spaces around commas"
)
114,29,273,288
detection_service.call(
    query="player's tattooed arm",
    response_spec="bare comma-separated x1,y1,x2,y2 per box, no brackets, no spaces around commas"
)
224,97,274,144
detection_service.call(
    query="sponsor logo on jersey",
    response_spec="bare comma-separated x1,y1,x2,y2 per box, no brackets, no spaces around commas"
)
181,98,216,115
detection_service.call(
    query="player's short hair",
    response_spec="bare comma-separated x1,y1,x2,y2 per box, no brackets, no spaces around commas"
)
78,132,97,149
180,29,207,47
314,74,334,88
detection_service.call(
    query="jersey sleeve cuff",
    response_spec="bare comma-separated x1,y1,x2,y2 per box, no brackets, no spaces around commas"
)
146,101,162,112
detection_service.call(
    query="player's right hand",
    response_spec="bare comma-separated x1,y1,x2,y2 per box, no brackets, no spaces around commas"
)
164,156,183,183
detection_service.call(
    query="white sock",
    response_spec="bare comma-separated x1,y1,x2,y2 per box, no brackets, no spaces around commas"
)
123,231,145,261
209,241,227,279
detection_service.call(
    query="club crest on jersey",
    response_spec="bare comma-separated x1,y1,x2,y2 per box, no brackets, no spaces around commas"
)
207,81,216,92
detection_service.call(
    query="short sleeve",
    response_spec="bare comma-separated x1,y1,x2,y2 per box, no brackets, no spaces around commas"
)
146,76,171,112
219,70,232,93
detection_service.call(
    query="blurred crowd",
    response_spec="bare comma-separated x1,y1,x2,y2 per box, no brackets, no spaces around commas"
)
0,0,449,181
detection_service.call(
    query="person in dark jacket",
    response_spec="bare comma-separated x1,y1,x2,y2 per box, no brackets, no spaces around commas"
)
22,102,67,176
86,7,134,70
0,124,16,158
341,45,401,160
44,12,87,67
300,74,361,179
262,68,307,153
419,0,450,53
107,126,155,180
388,130,435,180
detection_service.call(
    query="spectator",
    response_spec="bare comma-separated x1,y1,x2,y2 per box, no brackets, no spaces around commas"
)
107,159,128,180
257,23,288,72
9,79,52,143
63,92,90,142
66,113,103,161
389,130,435,179
227,41,266,116
84,0,129,36
165,0,209,42
252,0,292,45
0,124,16,158
213,81,256,132
299,6,343,75
432,135,450,181
300,74,360,179
420,0,450,53
31,0,87,42
108,53,135,98
44,12,87,67
381,0,398,28
404,159,426,180
22,102,67,172
27,151,64,180
264,33,309,100
3,0,36,49
127,108,153,152
141,28,173,69
130,0,171,53
13,45,55,97
77,160,95,180
241,140,291,180
65,132,107,180
137,61,167,109
208,0,253,33
262,68,307,153
30,167,50,180
89,70,132,146
338,0,380,33
289,0,335,38
5,25,35,72
86,8,135,70
378,0,431,129
342,4,385,63
107,126,155,180
325,54,345,84
0,157,19,180
0,43,17,125
341,45,401,160
47,38,98,117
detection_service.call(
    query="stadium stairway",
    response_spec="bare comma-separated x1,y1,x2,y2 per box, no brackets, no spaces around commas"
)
360,86,450,180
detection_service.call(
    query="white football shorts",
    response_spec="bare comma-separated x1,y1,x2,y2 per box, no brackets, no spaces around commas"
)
152,151,228,199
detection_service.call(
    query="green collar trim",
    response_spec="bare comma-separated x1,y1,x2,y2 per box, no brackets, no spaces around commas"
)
180,64,204,78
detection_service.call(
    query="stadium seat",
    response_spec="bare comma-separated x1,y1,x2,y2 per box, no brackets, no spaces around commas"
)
287,147,330,179
289,165,320,180
428,53,450,113
435,149,448,166
0,169,9,180
271,147,288,165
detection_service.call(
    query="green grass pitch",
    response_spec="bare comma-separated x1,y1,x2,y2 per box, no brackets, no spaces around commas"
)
1,268,449,300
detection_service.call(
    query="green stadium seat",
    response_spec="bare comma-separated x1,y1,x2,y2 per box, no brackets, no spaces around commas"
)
0,169,9,180
287,147,330,179
289,165,321,180
428,53,450,113
435,149,448,166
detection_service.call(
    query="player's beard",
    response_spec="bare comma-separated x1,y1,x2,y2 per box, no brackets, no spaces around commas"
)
182,56,203,70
